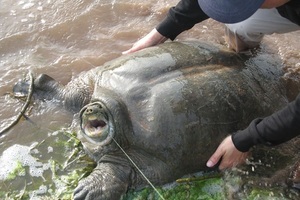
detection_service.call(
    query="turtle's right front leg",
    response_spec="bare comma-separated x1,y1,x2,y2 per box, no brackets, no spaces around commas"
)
13,74,61,100
33,74,63,100
14,73,92,112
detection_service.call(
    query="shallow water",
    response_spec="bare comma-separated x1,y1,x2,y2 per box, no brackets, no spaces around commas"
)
0,0,299,199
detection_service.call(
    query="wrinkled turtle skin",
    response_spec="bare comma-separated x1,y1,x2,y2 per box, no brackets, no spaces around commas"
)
21,41,290,199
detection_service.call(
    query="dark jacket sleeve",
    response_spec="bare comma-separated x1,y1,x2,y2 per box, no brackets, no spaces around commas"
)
232,93,300,152
277,0,300,26
156,0,209,40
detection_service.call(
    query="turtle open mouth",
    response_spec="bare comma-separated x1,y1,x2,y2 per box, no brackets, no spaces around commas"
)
89,119,107,129
83,116,108,138
79,102,114,145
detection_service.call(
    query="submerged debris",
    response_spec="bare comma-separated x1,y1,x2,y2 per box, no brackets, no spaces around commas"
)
0,72,34,136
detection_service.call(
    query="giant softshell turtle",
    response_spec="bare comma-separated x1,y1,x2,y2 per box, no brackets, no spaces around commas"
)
19,41,289,199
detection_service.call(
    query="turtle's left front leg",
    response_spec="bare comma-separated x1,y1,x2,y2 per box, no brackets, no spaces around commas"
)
73,161,133,200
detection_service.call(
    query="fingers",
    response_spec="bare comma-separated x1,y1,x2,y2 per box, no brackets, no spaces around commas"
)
122,43,143,55
206,145,224,168
206,135,231,168
219,151,248,170
206,135,249,170
122,48,135,55
122,29,167,54
218,156,234,170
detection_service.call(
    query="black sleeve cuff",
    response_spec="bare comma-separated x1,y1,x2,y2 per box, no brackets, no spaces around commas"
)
232,94,300,152
156,15,190,40
232,118,263,152
156,0,209,40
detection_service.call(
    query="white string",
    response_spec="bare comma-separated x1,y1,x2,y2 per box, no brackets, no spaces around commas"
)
112,138,165,200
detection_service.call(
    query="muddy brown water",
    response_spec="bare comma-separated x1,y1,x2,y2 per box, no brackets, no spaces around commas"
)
0,0,299,198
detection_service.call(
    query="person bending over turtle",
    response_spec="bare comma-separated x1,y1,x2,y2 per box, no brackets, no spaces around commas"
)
123,0,300,189
123,0,299,54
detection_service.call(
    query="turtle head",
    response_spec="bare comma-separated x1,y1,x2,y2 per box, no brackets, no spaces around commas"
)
79,101,115,146
78,88,132,160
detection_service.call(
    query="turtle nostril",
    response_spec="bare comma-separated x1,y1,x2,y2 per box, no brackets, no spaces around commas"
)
85,108,93,114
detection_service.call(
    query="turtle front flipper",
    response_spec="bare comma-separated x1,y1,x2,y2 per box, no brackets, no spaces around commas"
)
14,73,92,112
73,161,132,200
13,73,62,101
33,74,64,100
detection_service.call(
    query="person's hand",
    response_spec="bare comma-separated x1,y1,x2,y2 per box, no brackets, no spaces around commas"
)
206,135,249,170
122,29,167,54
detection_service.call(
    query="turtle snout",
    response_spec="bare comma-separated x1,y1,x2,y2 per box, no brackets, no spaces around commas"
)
84,104,102,115
79,102,113,145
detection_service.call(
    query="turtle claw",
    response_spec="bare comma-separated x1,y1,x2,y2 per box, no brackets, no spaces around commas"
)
73,185,89,200
287,161,300,190
13,79,30,98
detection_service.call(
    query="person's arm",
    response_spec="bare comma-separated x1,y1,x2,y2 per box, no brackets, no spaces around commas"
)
207,94,300,169
156,0,209,40
123,0,208,54
233,93,300,152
